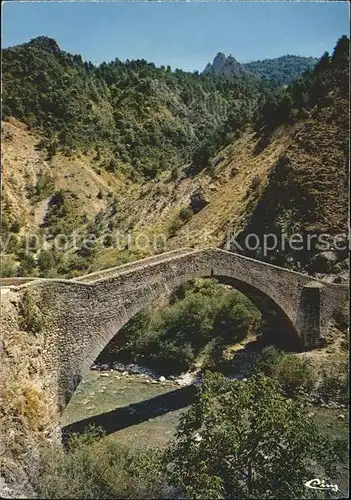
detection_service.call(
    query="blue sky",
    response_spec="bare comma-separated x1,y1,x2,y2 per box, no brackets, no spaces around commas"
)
2,1,349,71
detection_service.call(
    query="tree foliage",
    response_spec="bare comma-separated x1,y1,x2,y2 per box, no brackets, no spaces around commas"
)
35,430,166,499
258,36,349,132
99,278,261,373
244,55,317,85
2,36,264,179
168,371,345,499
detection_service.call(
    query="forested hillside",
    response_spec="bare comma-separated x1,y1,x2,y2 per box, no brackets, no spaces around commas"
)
235,36,349,270
203,52,317,85
2,36,264,179
244,55,318,85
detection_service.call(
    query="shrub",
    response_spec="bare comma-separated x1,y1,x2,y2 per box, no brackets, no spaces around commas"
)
214,294,261,343
168,372,343,499
191,141,215,173
10,220,21,233
100,279,261,374
104,157,118,173
254,346,285,377
154,183,169,197
318,357,348,404
37,250,55,275
99,310,154,362
274,355,315,396
0,256,17,277
179,206,193,222
19,290,44,333
159,292,216,352
249,174,261,192
16,251,36,276
35,431,167,499
167,217,182,237
254,348,316,396
2,382,47,433
170,167,179,181
32,172,55,200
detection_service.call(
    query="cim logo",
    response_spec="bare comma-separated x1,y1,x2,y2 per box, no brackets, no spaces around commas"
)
305,478,339,493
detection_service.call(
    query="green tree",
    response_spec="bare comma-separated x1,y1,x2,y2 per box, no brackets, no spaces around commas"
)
168,372,344,499
214,294,261,343
16,251,36,276
331,35,349,71
107,310,154,360
191,141,215,172
37,250,55,275
314,51,331,74
254,347,316,396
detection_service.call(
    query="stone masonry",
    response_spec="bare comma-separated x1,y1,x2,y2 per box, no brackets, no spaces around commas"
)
5,247,348,411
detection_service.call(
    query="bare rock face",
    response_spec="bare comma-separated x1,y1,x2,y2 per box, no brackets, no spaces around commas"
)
212,52,227,73
203,52,246,78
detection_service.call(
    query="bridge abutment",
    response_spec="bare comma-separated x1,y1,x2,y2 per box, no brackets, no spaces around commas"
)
298,282,324,349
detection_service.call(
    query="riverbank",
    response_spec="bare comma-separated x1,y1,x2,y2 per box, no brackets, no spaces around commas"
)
61,369,190,450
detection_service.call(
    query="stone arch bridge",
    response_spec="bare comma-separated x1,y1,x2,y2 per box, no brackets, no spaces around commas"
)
5,247,347,410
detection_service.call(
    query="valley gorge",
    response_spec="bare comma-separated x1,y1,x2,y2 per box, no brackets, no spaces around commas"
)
1,29,349,500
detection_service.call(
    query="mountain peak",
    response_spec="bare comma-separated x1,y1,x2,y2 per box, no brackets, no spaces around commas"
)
23,36,62,54
203,52,246,78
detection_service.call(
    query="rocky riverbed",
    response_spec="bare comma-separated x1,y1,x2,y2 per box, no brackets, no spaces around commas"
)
61,366,199,450
90,360,202,386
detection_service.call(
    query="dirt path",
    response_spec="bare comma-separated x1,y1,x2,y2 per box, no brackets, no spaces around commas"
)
33,196,50,227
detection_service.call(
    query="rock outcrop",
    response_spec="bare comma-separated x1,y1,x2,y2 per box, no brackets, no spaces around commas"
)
203,52,247,78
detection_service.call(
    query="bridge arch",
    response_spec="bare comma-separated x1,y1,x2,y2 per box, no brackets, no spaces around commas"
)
91,271,300,368
13,248,347,411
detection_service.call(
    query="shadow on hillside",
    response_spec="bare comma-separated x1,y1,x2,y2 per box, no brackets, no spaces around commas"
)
61,384,196,444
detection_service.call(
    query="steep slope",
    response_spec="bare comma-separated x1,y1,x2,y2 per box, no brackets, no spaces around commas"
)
1,117,293,276
2,36,263,179
1,36,348,280
230,38,349,273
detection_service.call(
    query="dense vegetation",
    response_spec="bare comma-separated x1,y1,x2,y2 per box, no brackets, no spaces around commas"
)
204,53,316,84
99,278,261,373
254,346,348,404
1,35,349,280
3,36,345,181
169,372,346,499
233,35,349,269
257,36,349,133
2,36,265,179
35,430,166,499
33,371,347,499
1,36,332,182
